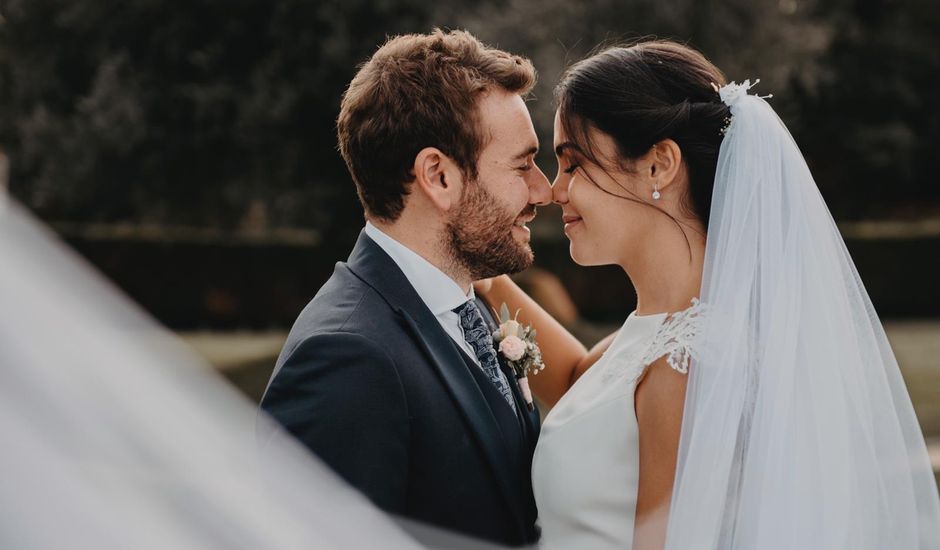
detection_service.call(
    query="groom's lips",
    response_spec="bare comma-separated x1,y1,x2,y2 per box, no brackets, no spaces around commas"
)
513,211,536,228
512,217,533,238
513,206,537,238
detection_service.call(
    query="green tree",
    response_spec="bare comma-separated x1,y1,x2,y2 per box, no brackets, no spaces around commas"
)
795,0,940,219
2,0,936,237
0,0,479,240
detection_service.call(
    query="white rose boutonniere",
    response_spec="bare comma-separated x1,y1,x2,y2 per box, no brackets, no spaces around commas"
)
491,303,545,411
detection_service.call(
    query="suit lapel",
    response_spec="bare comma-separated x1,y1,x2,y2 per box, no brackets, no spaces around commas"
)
344,231,527,533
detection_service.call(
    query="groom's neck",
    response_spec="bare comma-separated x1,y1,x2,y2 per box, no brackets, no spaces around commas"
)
368,217,473,293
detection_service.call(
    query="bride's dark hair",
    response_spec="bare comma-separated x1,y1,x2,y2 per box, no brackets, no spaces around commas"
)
555,40,730,228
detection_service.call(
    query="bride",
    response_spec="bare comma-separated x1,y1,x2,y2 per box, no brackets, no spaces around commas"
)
477,40,940,549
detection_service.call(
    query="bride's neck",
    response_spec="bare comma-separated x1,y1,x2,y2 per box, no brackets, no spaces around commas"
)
623,224,705,316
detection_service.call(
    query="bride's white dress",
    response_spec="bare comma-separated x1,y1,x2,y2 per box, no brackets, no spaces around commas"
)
531,301,701,550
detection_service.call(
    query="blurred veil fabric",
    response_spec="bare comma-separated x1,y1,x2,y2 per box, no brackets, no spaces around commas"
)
664,83,940,549
0,197,427,549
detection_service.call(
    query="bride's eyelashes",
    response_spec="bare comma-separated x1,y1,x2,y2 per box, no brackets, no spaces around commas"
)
563,163,580,174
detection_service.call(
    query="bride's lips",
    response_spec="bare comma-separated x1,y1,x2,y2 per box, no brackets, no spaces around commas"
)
562,214,582,233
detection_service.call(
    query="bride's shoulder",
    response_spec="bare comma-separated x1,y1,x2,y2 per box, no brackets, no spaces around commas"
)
641,298,705,375
600,299,705,384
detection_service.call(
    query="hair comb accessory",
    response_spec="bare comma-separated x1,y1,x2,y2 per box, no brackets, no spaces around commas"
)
718,78,773,107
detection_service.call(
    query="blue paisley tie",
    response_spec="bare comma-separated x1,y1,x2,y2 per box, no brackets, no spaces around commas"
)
454,300,518,413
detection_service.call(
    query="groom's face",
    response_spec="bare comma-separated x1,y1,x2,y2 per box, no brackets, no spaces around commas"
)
445,90,551,280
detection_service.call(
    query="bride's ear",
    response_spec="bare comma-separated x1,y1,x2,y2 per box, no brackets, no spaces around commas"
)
646,139,683,195
412,147,463,212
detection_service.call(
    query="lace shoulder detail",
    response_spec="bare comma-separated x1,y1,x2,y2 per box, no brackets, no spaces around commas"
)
600,299,705,385
641,298,704,374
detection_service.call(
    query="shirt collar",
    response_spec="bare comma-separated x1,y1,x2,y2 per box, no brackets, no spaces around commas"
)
364,222,473,315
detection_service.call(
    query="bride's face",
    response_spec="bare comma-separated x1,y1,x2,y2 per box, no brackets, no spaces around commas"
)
551,110,661,267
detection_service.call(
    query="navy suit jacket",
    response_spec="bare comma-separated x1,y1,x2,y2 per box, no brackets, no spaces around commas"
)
260,231,541,546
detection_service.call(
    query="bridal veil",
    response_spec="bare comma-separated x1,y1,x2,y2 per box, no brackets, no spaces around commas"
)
665,82,940,549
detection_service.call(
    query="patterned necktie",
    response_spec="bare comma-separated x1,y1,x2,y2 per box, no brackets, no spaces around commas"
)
453,300,518,414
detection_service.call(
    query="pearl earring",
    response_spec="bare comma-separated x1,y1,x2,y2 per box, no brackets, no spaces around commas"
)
652,184,661,200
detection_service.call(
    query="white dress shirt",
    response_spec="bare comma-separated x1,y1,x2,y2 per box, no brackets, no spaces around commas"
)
364,222,480,365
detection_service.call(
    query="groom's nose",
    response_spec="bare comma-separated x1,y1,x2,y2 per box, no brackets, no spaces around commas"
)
527,163,552,206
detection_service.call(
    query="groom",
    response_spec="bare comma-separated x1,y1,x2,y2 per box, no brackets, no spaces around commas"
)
259,29,551,546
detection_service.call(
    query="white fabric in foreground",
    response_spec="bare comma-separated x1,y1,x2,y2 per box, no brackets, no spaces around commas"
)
0,200,495,549
664,85,940,549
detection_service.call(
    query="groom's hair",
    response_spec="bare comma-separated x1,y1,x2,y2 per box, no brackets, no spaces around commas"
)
337,29,536,222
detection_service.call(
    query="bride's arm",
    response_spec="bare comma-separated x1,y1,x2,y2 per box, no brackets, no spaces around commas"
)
477,275,614,407
632,358,688,550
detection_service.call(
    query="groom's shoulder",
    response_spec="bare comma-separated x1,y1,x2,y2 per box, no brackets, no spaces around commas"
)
303,261,397,325
267,261,414,389
279,262,401,358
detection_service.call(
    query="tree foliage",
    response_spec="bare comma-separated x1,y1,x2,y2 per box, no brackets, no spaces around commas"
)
0,0,936,236
1,0,467,238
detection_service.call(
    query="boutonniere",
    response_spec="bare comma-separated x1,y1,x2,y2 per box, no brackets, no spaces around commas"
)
492,303,544,411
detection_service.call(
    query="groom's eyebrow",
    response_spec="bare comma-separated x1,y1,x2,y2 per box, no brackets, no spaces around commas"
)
512,145,538,160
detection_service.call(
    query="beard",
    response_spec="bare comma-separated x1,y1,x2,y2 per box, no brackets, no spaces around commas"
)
445,180,535,281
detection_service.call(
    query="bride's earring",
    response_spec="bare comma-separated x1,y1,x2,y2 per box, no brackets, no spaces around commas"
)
652,183,661,201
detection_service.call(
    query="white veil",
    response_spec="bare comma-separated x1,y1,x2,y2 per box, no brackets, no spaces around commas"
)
664,82,940,549
0,197,453,549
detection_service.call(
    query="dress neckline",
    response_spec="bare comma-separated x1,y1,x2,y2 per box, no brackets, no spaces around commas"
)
628,310,669,320
629,297,701,320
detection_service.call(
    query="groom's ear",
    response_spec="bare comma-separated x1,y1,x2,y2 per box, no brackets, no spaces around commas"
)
413,147,464,212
